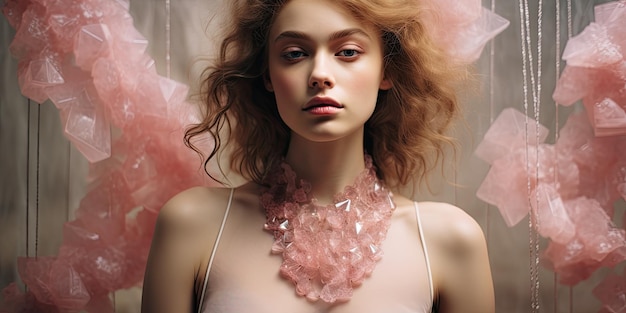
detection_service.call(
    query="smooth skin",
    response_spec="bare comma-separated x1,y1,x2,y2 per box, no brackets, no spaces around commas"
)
141,0,494,312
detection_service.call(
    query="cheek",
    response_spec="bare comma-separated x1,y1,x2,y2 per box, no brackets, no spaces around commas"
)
346,61,384,89
348,68,384,102
270,69,302,102
270,73,302,124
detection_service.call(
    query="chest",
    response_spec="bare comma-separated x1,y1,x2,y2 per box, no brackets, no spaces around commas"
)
202,204,432,313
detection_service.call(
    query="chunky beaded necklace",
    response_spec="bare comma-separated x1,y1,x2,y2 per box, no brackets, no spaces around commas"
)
261,155,395,303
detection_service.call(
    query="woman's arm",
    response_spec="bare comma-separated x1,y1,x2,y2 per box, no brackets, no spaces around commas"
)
141,187,225,313
425,202,495,313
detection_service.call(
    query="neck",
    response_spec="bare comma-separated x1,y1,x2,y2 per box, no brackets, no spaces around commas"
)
284,129,366,204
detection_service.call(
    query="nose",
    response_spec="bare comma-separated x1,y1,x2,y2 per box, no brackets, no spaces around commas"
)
308,54,335,89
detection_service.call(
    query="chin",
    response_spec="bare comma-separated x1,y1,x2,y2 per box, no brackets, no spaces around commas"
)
292,127,364,144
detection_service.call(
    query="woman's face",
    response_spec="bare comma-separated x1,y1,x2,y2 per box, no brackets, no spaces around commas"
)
266,0,391,143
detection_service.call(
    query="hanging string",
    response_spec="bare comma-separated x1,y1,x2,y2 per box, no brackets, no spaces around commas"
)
567,0,573,39
532,2,543,309
566,1,573,312
515,6,532,310
26,99,30,261
554,0,561,162
66,140,71,221
35,102,41,259
554,0,562,311
485,0,497,251
489,0,496,123
517,0,542,311
23,97,31,294
532,0,543,308
165,0,171,78
569,282,573,313
554,0,562,146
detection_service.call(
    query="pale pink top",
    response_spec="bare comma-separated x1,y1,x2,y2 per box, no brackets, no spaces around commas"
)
197,189,434,313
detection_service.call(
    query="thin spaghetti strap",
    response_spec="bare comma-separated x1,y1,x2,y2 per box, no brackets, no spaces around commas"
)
197,188,235,313
414,201,434,305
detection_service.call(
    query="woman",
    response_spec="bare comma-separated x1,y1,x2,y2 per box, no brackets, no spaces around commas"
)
141,0,494,312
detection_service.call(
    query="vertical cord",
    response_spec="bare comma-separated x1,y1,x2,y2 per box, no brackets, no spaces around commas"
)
533,1,543,310
486,0,497,252
522,0,540,106
35,103,41,259
553,1,561,312
566,1,573,312
515,2,533,309
24,98,31,294
489,0,496,125
517,0,542,311
516,2,534,310
66,141,71,221
26,99,31,264
567,0,573,39
569,283,574,313
527,0,543,308
554,0,561,149
165,0,171,79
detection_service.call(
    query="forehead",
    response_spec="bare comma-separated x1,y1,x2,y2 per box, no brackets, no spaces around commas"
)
269,0,377,40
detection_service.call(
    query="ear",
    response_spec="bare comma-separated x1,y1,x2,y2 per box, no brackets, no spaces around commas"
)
379,76,392,90
264,72,274,92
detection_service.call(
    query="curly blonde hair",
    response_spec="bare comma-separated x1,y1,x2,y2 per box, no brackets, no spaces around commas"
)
185,0,466,187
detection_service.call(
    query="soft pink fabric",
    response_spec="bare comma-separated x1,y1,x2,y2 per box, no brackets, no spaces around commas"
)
199,194,434,313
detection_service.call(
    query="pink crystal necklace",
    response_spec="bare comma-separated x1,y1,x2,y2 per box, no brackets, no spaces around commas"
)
261,155,395,303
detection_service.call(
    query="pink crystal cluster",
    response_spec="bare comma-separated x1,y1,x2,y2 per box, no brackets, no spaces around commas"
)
553,2,626,311
477,107,626,282
594,269,626,313
1,0,211,312
420,0,510,63
0,0,511,311
261,156,395,303
553,1,626,137
476,113,626,309
477,3,626,311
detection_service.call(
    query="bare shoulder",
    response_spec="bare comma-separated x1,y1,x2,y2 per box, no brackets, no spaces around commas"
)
142,186,235,313
415,201,494,313
418,201,486,255
157,186,233,233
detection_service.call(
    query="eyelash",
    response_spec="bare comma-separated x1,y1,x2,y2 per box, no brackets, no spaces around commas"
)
282,50,308,61
337,49,360,58
280,48,362,62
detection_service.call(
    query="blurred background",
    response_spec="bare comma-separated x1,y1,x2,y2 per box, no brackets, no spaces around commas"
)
1,0,625,312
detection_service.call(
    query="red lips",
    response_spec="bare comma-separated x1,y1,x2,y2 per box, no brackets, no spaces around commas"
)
303,96,343,111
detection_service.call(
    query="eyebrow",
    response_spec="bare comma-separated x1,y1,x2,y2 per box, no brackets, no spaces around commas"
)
274,28,372,43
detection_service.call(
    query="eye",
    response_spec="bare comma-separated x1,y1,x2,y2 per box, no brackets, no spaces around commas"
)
282,50,308,61
336,49,360,58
